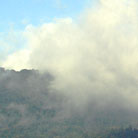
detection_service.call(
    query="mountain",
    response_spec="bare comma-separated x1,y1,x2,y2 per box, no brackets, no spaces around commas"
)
0,67,138,138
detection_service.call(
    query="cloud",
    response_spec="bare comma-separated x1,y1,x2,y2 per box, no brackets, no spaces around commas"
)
2,49,30,70
2,0,138,120
54,0,66,10
0,30,26,66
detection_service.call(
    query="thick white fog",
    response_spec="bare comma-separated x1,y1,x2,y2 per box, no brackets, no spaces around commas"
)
1,0,138,123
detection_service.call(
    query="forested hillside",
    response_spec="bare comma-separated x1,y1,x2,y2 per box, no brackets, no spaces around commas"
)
0,67,138,138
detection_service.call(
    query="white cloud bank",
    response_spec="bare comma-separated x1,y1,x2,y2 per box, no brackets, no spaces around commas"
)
2,0,138,109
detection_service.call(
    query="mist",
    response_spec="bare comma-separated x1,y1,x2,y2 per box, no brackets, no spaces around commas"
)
1,0,138,132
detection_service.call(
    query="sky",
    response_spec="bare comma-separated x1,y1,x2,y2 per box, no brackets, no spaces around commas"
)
0,0,95,62
0,0,93,31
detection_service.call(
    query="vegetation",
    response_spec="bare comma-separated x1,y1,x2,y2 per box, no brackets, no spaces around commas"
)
0,67,138,138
